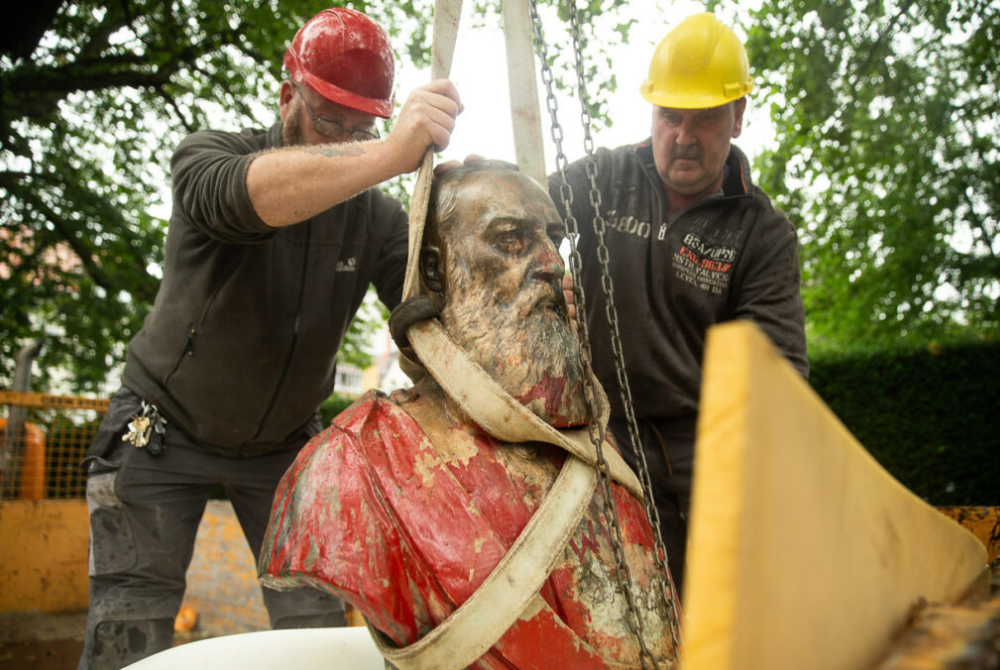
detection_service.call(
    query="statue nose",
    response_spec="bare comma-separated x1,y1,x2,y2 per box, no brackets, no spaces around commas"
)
533,240,563,281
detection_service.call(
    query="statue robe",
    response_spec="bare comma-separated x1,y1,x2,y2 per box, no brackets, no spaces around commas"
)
259,387,677,670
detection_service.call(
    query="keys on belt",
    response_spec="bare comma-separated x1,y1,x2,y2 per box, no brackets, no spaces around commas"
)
123,400,167,456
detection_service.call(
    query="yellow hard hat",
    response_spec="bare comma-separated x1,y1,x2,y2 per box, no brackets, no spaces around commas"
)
640,13,754,109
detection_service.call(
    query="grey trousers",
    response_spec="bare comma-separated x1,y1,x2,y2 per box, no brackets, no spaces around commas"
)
607,416,694,600
78,388,344,670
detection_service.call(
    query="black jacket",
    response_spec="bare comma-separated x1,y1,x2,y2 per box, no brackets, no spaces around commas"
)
551,141,807,433
122,123,408,456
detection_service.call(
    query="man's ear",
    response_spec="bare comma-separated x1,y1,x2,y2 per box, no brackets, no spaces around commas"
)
419,245,444,294
279,81,296,122
731,96,747,139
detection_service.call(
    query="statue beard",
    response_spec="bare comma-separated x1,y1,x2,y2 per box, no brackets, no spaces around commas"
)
440,274,591,428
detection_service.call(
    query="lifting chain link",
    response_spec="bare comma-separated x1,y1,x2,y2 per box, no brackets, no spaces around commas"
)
527,0,680,665
561,0,684,650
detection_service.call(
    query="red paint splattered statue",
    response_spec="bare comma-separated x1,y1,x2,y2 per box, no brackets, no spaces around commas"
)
259,162,679,669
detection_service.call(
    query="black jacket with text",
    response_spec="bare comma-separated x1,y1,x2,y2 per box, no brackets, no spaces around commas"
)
551,141,808,435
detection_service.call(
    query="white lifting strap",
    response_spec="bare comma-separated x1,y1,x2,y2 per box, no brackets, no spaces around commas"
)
369,455,597,670
408,318,643,498
400,0,462,303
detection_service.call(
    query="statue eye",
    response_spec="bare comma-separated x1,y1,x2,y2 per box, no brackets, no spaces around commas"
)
496,231,526,255
492,224,528,256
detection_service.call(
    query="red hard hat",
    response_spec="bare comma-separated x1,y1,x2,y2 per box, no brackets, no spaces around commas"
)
283,8,396,118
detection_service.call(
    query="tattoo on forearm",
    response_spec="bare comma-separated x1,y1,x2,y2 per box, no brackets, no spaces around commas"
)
257,144,367,160
305,144,366,158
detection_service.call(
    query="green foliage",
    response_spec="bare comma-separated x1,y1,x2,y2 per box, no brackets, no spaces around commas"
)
732,0,999,352
1,0,629,394
1,0,436,393
809,337,1000,505
338,293,389,370
319,392,356,428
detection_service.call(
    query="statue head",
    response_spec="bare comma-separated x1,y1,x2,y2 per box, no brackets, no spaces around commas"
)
419,161,590,427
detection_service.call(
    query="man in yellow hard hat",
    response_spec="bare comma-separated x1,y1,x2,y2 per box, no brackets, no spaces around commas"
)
549,12,808,597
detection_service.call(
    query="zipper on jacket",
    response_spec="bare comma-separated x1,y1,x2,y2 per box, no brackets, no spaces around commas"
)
163,327,196,388
250,222,312,449
161,247,243,391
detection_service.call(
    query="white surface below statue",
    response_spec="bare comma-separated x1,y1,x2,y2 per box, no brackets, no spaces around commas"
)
121,627,385,670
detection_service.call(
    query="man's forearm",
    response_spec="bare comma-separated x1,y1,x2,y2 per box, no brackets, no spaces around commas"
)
249,79,462,228
247,141,400,228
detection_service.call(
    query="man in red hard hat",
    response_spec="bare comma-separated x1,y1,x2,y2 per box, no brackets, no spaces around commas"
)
77,8,462,670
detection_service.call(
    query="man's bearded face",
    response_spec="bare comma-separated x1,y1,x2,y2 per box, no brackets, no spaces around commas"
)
433,168,590,428
281,82,377,147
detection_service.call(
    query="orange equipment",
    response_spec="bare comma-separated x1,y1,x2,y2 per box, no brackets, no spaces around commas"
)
0,417,46,500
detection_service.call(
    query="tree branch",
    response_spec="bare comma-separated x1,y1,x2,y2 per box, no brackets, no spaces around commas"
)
155,85,194,133
855,0,917,77
961,189,998,261
17,188,117,293
0,169,64,188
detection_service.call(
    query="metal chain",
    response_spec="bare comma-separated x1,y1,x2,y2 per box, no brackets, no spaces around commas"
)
562,0,684,649
527,1,664,667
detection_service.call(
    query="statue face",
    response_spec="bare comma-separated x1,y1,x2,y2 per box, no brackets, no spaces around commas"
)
431,167,590,427
440,170,565,318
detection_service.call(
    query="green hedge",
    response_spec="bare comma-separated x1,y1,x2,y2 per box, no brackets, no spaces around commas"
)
319,393,356,428
808,338,999,506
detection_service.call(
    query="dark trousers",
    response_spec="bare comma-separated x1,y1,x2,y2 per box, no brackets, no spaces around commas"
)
78,388,344,670
607,415,694,601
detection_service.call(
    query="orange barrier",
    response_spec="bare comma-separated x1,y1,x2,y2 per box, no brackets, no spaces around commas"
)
0,500,90,613
0,418,46,500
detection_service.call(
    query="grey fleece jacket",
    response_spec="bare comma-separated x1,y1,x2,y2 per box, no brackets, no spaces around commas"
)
551,141,807,435
121,123,408,456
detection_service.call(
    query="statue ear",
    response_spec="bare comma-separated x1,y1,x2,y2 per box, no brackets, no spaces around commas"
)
419,245,444,294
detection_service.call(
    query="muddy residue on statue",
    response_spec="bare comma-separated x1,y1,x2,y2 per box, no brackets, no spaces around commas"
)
259,161,679,670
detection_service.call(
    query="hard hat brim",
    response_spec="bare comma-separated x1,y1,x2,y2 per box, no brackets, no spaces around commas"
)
298,70,395,119
640,79,753,110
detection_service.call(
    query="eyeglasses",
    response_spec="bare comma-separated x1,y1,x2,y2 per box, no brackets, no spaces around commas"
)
293,83,380,143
